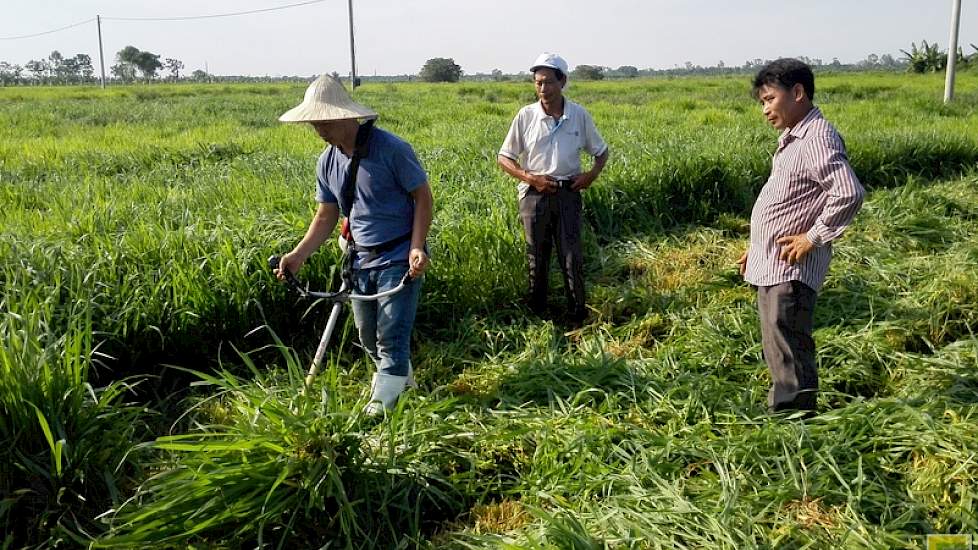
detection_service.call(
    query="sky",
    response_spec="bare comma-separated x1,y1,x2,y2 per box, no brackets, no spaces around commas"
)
1,0,975,77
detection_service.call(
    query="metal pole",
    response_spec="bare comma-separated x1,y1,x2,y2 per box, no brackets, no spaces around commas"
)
96,15,106,88
347,0,357,89
944,0,962,103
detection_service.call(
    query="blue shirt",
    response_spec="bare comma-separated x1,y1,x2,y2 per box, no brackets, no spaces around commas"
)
315,127,427,269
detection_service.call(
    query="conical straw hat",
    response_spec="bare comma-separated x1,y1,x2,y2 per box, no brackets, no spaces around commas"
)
279,74,378,123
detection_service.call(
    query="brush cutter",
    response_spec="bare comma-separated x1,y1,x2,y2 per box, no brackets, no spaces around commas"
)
268,255,414,390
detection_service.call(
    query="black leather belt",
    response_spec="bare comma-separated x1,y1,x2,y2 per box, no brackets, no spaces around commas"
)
349,231,413,258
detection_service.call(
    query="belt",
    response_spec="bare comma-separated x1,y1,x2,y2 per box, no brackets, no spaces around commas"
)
349,231,413,259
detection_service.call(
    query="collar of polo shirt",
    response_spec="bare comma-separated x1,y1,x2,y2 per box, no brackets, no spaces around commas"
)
534,101,570,130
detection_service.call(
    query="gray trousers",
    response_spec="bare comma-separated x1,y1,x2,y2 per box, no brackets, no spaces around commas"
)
757,281,818,411
519,187,586,320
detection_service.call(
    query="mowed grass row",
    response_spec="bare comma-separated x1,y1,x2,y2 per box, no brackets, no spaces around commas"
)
91,174,978,549
0,73,977,546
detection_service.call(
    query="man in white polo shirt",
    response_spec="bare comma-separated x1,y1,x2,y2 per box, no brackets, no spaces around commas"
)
498,52,610,326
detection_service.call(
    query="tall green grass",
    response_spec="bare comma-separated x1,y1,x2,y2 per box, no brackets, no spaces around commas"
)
0,296,145,545
1,74,977,547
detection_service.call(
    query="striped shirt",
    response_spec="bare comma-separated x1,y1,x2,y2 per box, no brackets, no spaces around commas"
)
745,107,865,292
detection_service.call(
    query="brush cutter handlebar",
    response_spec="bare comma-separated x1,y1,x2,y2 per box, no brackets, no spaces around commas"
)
268,255,413,302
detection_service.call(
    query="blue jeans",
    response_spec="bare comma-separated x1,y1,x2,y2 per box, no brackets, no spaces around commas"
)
350,263,421,377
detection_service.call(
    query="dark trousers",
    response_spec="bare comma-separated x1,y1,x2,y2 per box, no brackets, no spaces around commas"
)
519,187,586,320
757,281,818,411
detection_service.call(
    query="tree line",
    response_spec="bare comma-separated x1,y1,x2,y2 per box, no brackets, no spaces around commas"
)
0,45,201,85
415,41,976,83
2,41,975,87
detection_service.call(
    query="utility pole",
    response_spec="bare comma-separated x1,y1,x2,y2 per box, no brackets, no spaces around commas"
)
96,15,106,88
944,0,962,103
347,0,358,89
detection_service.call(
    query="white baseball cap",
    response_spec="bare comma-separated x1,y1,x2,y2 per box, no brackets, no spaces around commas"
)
530,52,568,76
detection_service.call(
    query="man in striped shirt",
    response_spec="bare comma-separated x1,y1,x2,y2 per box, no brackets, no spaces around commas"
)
737,58,866,413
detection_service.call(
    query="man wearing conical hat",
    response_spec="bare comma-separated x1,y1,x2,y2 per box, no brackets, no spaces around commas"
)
275,74,433,416
498,53,609,327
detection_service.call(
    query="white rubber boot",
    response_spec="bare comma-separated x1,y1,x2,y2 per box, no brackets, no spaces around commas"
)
364,373,408,417
406,362,418,389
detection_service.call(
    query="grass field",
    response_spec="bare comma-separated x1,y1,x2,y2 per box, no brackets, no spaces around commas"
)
2,71,978,548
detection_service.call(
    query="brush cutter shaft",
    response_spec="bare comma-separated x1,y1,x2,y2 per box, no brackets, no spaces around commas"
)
304,298,345,387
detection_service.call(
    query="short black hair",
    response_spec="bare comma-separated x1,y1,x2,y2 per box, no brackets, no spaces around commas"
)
752,58,815,100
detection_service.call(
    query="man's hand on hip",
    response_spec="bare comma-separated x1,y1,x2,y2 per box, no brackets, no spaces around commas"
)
571,171,596,191
776,233,815,265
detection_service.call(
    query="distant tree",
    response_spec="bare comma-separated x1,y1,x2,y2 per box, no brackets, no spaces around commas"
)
114,46,140,81
0,62,24,85
572,64,604,80
856,53,881,69
330,70,341,80
743,58,769,70
164,58,184,80
47,50,64,81
117,46,139,64
191,69,208,82
25,59,47,83
74,54,94,80
491,68,505,81
419,57,462,82
61,56,79,83
111,63,135,82
133,51,162,79
114,46,162,80
617,65,639,78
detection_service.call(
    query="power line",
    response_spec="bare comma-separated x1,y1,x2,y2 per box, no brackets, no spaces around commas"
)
0,18,95,41
102,0,330,22
0,0,329,41
1,0,355,87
